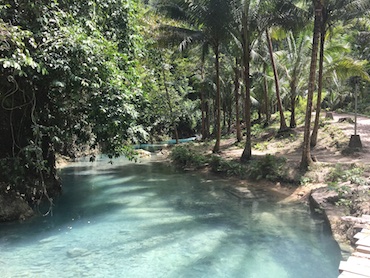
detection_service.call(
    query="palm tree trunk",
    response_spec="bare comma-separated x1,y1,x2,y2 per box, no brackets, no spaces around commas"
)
223,102,226,131
300,1,322,169
213,44,221,153
263,63,270,126
266,29,288,132
205,101,210,138
200,91,206,139
310,22,326,147
234,58,242,142
200,62,207,140
289,83,297,128
241,11,252,162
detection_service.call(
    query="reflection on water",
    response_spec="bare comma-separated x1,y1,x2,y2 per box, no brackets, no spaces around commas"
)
0,156,341,278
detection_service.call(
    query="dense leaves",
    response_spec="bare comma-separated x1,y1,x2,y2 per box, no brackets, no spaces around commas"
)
0,1,147,207
1,0,370,217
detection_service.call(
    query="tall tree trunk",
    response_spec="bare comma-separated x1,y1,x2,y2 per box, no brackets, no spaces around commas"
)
310,19,326,147
200,62,207,140
300,1,322,169
200,91,206,139
227,96,232,134
241,10,252,162
234,58,242,142
289,84,297,128
205,101,210,138
223,102,226,131
263,63,270,126
213,44,221,153
266,29,287,132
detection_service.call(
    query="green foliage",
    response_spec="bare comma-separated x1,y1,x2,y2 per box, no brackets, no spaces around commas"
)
0,0,148,208
251,124,264,137
299,176,313,185
210,154,287,182
253,142,268,151
170,145,206,168
326,164,367,186
247,154,287,181
326,164,368,207
209,156,246,178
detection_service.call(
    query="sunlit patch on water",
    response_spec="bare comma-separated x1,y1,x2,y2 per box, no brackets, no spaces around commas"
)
0,156,341,278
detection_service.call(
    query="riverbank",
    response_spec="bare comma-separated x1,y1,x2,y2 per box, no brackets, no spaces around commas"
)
167,112,370,257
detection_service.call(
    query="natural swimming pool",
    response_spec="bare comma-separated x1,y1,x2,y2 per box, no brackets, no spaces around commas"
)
0,156,341,277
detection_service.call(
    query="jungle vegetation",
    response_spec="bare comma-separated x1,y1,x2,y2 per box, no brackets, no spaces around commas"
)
0,0,369,218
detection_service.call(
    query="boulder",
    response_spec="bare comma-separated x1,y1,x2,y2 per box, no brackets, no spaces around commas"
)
0,194,34,222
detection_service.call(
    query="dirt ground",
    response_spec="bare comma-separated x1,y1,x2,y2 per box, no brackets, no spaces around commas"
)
214,112,370,202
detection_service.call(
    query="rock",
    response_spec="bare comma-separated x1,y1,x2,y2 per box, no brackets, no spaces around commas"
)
67,248,90,258
310,188,335,208
39,236,59,244
0,194,34,222
309,187,349,243
136,149,151,158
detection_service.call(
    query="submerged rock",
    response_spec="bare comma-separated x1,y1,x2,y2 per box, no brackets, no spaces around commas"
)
39,235,59,244
67,248,91,258
136,149,151,158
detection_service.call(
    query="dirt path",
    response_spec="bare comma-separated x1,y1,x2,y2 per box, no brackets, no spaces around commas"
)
220,112,370,167
316,112,370,164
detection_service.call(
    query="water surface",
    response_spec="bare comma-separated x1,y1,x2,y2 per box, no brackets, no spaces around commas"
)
0,156,341,277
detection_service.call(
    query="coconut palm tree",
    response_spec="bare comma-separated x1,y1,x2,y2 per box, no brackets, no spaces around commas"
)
261,0,310,131
155,0,235,152
275,29,311,128
237,0,257,162
300,0,323,170
310,0,370,147
265,29,288,131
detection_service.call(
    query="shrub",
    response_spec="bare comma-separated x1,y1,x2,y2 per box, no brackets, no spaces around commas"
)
326,164,366,186
170,145,206,168
247,154,287,181
326,164,368,208
210,156,246,178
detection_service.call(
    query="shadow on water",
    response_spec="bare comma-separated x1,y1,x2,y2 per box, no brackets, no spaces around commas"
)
0,157,341,277
0,162,162,245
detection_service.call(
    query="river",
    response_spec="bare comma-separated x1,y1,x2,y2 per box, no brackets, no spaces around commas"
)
0,156,341,277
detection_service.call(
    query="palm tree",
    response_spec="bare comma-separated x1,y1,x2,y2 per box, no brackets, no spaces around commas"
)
265,28,288,131
310,0,370,147
237,0,306,161
275,29,311,128
300,0,323,170
261,0,310,131
155,0,234,152
239,0,254,162
233,57,243,142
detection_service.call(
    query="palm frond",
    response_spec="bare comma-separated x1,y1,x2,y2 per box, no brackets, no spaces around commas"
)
325,57,370,81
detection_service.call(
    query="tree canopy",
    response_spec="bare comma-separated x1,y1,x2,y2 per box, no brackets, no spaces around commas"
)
1,0,370,218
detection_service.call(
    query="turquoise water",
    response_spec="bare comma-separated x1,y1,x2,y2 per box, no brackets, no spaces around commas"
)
0,156,341,277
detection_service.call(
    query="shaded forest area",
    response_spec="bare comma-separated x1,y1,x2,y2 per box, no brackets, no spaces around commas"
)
0,0,369,221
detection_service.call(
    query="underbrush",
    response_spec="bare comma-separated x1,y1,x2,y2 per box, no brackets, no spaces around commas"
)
326,164,369,209
170,145,288,182
170,145,207,168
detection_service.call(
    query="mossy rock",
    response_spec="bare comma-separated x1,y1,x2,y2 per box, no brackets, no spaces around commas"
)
0,194,34,222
